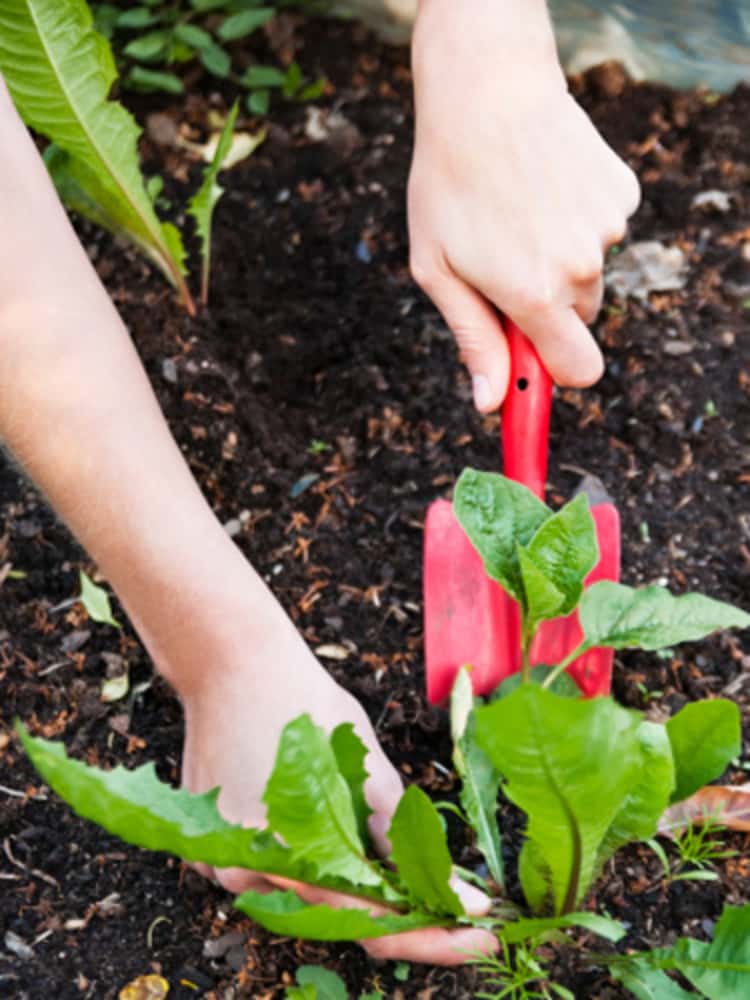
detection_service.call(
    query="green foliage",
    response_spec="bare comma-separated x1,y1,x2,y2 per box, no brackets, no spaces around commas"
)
0,0,193,310
287,966,346,1000
78,569,120,628
471,940,575,1000
93,0,326,113
648,815,737,886
451,669,504,887
612,903,750,999
330,722,372,846
475,686,672,915
388,786,464,916
187,100,239,304
666,701,741,804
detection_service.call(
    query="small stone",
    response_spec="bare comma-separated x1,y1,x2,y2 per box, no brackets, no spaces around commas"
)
224,943,246,972
203,930,244,960
61,630,91,653
4,930,33,961
663,339,696,356
691,190,732,213
720,330,736,347
161,359,178,384
223,519,242,538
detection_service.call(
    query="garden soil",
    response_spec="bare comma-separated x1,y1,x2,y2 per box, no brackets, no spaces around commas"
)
1,17,749,1000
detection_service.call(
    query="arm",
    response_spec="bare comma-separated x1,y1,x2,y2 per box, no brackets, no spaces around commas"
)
409,0,640,410
0,76,495,965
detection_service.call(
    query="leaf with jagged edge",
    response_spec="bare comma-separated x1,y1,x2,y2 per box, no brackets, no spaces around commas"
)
0,0,191,307
15,722,399,905
330,723,372,847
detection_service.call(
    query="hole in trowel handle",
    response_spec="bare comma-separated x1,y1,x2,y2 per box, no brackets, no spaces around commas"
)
517,377,529,391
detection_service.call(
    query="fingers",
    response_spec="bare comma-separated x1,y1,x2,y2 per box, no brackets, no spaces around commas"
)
363,925,498,965
450,873,493,917
410,256,510,412
511,302,604,388
214,866,273,895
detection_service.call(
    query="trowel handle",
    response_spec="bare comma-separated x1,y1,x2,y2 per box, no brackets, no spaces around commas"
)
501,320,553,500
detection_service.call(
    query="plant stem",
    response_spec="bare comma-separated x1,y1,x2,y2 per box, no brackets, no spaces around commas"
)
541,644,587,690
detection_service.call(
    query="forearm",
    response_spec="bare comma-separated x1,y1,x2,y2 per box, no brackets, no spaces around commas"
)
0,83,265,692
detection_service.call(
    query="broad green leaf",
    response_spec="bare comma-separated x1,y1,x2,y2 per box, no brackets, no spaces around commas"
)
388,786,463,916
218,8,275,41
263,715,384,890
234,889,447,941
597,721,675,865
453,469,551,606
520,493,599,628
670,904,750,998
199,43,231,78
116,7,159,29
125,66,184,94
241,64,287,89
491,666,581,700
610,963,696,999
666,701,741,804
78,569,120,627
174,23,214,51
191,0,229,9
93,4,119,38
579,583,750,653
518,547,566,631
295,966,347,1000
282,61,304,98
330,723,372,847
476,687,644,914
450,670,504,887
17,723,276,869
187,100,238,303
0,0,191,305
123,29,171,62
500,912,626,945
247,89,270,115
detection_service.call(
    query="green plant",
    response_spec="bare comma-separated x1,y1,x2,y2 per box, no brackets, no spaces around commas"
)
92,0,326,112
647,814,737,885
471,940,573,1000
284,964,385,999
0,0,245,310
14,469,750,997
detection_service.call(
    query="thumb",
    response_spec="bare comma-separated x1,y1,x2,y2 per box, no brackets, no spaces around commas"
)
417,266,511,412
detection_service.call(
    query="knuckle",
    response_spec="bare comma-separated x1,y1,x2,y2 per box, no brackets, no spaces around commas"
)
513,280,557,316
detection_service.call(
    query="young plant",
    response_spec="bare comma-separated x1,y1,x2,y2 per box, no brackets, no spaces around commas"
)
451,469,749,918
284,964,385,999
647,814,737,885
471,940,573,1000
0,0,194,312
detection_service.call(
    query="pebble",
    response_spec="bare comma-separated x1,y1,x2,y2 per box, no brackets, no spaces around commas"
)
203,930,244,960
161,359,178,384
223,519,242,538
4,930,33,961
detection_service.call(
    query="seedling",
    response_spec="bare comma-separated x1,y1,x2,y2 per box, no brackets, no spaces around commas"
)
0,0,248,310
648,813,737,885
14,470,750,997
471,940,573,1000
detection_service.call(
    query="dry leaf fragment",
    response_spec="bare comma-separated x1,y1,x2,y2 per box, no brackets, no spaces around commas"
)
659,783,750,835
119,974,169,1000
315,643,350,661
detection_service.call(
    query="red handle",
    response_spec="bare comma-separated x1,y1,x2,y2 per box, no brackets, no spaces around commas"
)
500,321,553,500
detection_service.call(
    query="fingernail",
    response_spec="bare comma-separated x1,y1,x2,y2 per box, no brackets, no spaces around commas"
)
472,374,492,411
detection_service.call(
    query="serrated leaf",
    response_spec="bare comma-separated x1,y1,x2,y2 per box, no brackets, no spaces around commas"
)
520,493,599,630
610,963,696,999
234,889,447,941
450,670,504,887
666,700,741,804
295,966,347,1000
217,8,275,41
388,785,463,916
579,583,750,653
453,469,551,606
330,723,372,847
187,100,238,303
475,687,645,915
263,715,385,890
0,0,191,306
671,904,750,998
500,912,626,945
78,570,120,627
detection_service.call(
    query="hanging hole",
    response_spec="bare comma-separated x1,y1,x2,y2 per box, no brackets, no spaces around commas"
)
517,377,529,391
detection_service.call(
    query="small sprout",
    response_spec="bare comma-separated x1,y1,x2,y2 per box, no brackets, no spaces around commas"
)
393,962,411,983
78,570,120,628
639,521,651,544
308,439,332,455
704,399,718,419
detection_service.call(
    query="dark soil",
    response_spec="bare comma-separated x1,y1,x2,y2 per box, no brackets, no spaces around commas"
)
2,15,750,1000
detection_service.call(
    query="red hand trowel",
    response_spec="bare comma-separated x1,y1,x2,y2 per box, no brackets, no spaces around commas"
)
423,320,621,705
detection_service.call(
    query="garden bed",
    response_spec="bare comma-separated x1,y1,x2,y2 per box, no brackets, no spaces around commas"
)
1,15,749,999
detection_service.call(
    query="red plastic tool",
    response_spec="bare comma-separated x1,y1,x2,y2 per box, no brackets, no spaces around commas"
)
423,320,621,704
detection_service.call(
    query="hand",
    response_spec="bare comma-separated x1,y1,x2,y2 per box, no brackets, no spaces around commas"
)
408,0,641,411
179,593,498,964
